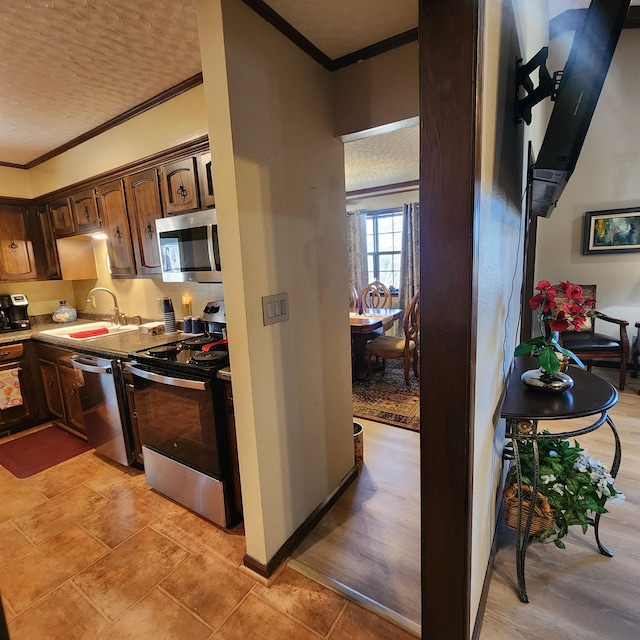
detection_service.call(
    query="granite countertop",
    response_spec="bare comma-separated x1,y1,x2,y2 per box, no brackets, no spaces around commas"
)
0,319,186,358
1,318,232,380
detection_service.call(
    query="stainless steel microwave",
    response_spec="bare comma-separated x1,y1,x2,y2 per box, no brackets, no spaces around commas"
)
156,210,222,283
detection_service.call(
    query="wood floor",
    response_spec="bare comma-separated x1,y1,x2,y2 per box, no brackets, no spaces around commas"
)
291,366,639,640
289,419,421,637
480,366,640,640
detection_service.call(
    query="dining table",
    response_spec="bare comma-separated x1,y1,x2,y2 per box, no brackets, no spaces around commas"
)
350,308,404,380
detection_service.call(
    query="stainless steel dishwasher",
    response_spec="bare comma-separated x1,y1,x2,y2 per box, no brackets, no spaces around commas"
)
70,354,134,466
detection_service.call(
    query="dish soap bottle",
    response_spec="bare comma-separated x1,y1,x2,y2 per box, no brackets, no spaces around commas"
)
52,300,77,323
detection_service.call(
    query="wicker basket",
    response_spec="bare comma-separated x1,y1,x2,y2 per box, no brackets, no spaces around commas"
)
503,483,554,536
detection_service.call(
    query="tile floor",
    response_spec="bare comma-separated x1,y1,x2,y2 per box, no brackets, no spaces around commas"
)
0,428,416,640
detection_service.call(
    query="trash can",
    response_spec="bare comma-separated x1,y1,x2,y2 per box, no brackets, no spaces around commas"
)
353,421,364,471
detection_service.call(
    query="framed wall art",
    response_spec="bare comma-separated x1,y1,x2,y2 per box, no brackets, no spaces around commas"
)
582,207,640,255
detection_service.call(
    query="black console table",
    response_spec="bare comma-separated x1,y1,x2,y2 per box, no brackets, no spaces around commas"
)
501,357,621,602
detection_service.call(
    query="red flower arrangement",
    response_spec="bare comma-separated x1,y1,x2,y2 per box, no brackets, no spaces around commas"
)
515,280,595,375
528,280,596,332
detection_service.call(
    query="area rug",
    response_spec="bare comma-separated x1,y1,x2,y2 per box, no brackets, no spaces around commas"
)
0,426,92,479
352,359,420,431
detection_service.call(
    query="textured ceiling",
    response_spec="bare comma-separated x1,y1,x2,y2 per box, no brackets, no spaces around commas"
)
344,125,419,193
0,0,418,190
265,0,417,59
0,0,202,166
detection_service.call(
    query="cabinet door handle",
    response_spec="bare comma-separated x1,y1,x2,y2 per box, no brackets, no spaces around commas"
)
70,386,77,396
115,226,122,243
0,351,10,357
59,212,66,227
9,240,18,251
48,376,55,388
145,221,154,240
176,182,188,203
83,205,90,222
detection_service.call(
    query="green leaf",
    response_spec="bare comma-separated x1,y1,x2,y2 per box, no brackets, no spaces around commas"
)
514,341,537,356
550,461,564,475
554,539,566,549
539,347,561,373
584,496,599,511
538,528,556,542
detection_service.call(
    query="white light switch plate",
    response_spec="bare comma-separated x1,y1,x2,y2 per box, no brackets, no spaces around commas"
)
262,293,289,325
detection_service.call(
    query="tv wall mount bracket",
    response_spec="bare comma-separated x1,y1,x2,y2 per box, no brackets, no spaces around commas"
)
515,47,562,125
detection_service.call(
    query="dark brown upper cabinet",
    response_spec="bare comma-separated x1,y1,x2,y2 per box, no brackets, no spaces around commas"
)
159,157,200,215
124,168,163,277
27,204,61,280
0,204,38,281
95,180,136,278
198,152,216,208
70,188,102,234
49,197,76,237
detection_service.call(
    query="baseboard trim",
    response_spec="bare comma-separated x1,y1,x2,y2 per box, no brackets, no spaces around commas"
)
243,465,359,578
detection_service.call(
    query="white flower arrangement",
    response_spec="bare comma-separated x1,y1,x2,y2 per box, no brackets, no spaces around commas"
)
506,432,625,548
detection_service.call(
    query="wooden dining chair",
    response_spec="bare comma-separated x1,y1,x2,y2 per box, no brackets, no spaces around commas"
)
349,283,361,311
360,280,395,332
360,280,392,310
365,291,420,385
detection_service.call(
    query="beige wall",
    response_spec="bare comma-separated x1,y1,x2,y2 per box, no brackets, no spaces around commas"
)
27,86,209,198
197,0,354,565
0,281,77,317
0,166,32,199
536,29,640,336
333,43,418,138
471,0,548,623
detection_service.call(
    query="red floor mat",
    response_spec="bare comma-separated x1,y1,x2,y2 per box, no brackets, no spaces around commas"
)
0,426,92,478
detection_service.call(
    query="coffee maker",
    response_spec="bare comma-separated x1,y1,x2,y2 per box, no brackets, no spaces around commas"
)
0,296,12,332
8,294,30,331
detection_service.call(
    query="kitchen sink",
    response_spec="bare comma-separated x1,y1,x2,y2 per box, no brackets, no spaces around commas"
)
38,322,140,341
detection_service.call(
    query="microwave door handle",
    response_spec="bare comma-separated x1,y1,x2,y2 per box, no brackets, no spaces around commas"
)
124,363,209,391
211,225,222,271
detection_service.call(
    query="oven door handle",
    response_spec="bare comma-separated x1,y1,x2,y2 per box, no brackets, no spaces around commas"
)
124,363,210,391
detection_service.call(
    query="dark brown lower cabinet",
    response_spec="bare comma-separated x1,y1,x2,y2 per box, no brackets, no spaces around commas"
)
40,358,65,421
37,343,86,438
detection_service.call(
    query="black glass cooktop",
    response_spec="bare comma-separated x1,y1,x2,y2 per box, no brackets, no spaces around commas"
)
133,333,229,376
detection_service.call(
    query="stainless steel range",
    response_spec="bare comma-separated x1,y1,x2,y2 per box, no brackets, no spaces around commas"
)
124,331,240,527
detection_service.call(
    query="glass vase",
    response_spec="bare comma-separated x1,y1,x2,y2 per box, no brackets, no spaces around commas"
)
51,300,77,323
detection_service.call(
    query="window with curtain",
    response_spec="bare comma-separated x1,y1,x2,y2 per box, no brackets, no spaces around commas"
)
366,208,403,290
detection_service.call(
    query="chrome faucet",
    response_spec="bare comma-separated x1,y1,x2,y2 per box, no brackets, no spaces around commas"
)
86,287,124,326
